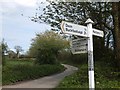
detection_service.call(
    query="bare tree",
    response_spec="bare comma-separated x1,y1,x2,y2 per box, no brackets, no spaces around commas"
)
14,46,23,58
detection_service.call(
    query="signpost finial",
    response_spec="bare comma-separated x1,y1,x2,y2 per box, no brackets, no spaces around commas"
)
85,18,94,24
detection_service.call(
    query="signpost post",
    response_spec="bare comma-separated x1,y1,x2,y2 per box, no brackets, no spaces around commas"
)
85,19,95,90
60,18,104,90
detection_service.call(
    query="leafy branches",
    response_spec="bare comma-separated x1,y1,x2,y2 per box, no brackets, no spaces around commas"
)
29,31,69,64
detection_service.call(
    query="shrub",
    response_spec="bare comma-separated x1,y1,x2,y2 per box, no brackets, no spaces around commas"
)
29,31,69,64
35,48,58,64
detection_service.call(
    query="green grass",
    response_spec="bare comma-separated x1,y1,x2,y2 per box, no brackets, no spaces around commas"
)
0,65,2,86
57,59,120,89
2,59,65,85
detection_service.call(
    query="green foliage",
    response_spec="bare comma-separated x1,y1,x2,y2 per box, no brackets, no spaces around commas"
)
29,31,69,64
57,64,88,88
0,67,1,86
57,50,72,63
58,50,87,64
1,39,8,66
35,2,112,32
35,48,57,64
2,59,65,85
57,59,120,89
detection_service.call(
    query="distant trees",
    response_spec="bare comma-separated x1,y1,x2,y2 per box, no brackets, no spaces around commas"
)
0,39,25,61
14,46,23,58
28,31,69,64
1,40,8,56
1,39,8,65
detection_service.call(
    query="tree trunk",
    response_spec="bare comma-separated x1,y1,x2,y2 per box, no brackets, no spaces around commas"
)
112,2,120,69
16,51,20,59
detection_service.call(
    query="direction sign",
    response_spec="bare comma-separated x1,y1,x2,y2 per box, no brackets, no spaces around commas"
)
61,21,104,38
70,38,88,54
93,28,104,37
71,46,87,54
72,38,88,48
61,21,88,37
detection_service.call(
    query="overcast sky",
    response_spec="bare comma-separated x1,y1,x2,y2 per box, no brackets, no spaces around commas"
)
1,0,51,53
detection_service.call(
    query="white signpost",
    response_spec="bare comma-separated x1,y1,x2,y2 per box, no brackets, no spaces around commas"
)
61,18,104,90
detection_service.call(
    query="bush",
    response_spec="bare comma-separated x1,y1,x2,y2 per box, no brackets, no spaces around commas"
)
29,31,69,64
35,48,58,64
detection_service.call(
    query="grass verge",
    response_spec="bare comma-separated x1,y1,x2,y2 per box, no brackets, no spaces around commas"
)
57,59,120,89
2,59,65,85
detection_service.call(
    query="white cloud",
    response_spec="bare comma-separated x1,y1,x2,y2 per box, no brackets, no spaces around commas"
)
0,0,16,13
0,0,38,13
14,0,38,7
0,3,3,42
0,0,38,7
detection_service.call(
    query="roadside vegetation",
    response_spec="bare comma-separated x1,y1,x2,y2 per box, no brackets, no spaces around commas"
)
28,31,69,65
1,31,68,85
0,65,2,86
2,59,65,85
57,52,120,89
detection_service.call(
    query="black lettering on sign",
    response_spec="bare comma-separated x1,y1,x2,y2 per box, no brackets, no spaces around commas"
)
93,30,100,34
66,28,84,35
79,31,83,34
84,28,87,35
75,48,86,52
65,23,72,28
88,68,94,71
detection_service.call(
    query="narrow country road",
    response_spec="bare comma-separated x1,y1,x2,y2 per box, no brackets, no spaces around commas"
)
3,64,78,89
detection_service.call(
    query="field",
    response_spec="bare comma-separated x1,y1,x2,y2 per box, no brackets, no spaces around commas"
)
2,59,65,85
